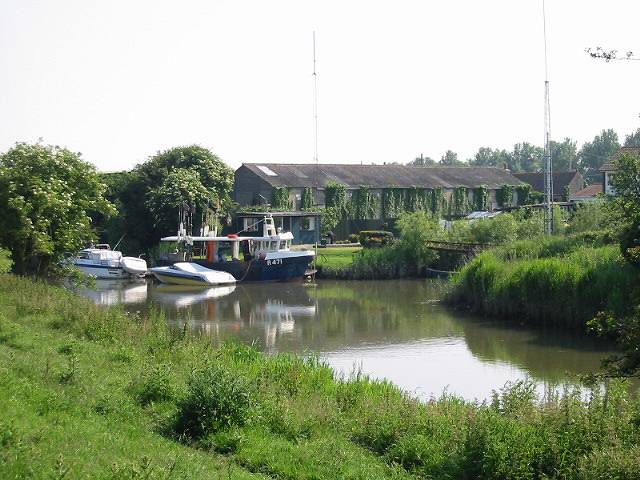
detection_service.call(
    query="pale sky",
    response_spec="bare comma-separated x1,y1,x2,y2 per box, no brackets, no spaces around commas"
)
1,0,639,172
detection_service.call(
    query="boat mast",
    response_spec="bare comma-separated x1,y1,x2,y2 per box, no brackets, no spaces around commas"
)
542,0,554,234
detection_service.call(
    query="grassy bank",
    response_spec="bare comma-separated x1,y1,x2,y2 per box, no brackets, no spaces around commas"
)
448,234,640,329
2,274,640,479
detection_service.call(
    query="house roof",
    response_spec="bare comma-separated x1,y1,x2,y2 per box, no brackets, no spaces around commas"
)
570,184,603,199
513,171,581,193
239,163,525,189
600,146,640,171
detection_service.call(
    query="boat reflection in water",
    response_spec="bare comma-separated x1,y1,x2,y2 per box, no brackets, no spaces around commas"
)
153,282,317,353
81,280,149,306
77,279,621,401
151,284,236,309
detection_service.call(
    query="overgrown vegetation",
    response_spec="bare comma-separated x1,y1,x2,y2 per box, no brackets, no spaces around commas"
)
449,236,639,328
2,274,640,478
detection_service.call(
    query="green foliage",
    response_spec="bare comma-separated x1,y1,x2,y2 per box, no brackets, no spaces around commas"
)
439,150,463,166
496,184,514,208
451,187,470,217
551,137,578,171
607,152,640,267
578,129,620,174
566,200,608,234
349,186,379,220
172,364,252,439
98,145,234,254
0,248,12,274
132,364,176,406
0,142,116,276
146,169,210,227
3,274,640,479
301,187,314,210
324,182,347,210
430,187,445,216
473,186,488,211
381,188,405,218
515,184,531,206
395,211,442,267
450,238,639,328
358,231,394,248
271,186,293,210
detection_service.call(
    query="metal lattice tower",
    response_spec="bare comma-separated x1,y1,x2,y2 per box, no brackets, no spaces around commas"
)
542,0,553,234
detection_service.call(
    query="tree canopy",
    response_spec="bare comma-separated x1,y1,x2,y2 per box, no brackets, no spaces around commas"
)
0,143,115,275
99,145,234,253
578,129,620,180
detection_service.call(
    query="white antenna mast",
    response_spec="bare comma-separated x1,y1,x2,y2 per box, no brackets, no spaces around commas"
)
312,31,319,184
542,0,554,234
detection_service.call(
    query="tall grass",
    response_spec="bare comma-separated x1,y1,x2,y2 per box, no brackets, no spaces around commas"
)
2,273,640,478
449,236,639,329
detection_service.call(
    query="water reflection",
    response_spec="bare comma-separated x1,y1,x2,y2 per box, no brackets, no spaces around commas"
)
79,279,618,400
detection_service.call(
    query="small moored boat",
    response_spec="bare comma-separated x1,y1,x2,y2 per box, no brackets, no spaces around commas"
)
150,262,237,286
73,244,148,279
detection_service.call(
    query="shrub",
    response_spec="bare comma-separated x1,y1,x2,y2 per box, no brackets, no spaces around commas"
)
172,364,252,439
132,364,176,405
358,230,394,248
347,233,359,243
0,248,12,274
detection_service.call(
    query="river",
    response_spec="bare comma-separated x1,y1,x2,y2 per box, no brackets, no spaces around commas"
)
79,278,618,401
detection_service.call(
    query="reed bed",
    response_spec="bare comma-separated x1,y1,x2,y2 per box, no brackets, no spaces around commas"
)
449,235,639,329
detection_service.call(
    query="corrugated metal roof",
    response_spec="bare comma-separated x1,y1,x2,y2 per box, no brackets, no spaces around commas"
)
241,163,525,189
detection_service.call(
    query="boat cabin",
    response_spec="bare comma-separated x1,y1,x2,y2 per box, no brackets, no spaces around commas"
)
160,215,297,263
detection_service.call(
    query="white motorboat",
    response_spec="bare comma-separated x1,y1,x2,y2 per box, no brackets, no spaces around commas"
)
150,262,237,286
73,244,148,279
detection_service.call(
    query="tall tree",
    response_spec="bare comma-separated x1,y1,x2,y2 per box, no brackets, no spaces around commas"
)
550,138,578,171
510,142,544,172
577,129,620,181
469,147,511,168
439,150,463,166
624,128,640,147
0,143,115,276
408,155,436,166
100,145,234,253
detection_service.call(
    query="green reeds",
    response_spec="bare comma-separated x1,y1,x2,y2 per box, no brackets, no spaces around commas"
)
450,236,639,329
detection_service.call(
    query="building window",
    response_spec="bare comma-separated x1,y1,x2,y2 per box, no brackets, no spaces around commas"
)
301,217,315,231
243,218,258,232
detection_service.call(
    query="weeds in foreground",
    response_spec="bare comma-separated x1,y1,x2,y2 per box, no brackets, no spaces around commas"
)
1,273,640,479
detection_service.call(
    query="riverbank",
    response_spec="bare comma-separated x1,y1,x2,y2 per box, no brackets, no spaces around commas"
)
448,234,640,330
2,274,640,478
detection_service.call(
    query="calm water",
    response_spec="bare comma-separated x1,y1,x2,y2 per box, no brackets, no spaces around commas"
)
80,279,618,401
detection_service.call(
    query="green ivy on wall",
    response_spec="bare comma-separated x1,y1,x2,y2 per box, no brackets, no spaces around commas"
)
515,184,532,206
497,184,514,208
473,185,488,211
349,186,379,220
382,187,405,218
451,186,470,217
271,186,293,210
325,182,347,211
430,187,445,216
406,187,429,212
301,187,314,210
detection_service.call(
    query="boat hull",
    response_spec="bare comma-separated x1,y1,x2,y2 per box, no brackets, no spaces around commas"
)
194,253,314,282
74,264,129,279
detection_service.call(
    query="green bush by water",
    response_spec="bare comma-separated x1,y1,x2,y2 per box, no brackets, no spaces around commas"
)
450,235,640,328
